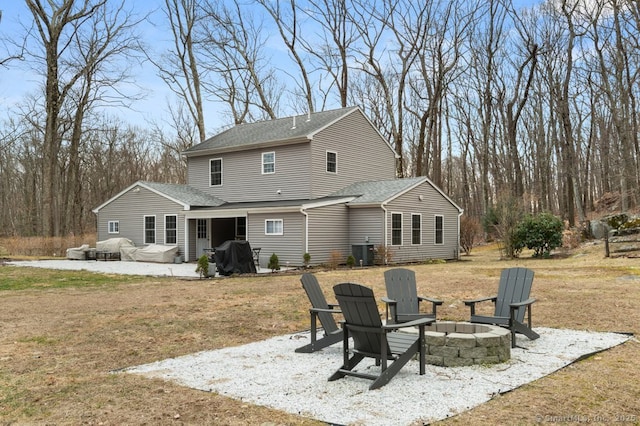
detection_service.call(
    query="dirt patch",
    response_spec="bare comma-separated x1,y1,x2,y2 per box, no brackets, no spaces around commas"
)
1,242,639,425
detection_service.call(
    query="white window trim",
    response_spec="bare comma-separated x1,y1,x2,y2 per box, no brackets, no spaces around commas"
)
210,158,223,187
164,214,178,245
411,213,422,245
262,151,275,174
144,215,156,245
107,220,119,234
326,150,338,174
391,212,403,246
434,214,444,245
265,219,283,235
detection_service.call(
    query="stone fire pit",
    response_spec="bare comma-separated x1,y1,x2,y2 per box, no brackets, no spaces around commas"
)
422,321,511,367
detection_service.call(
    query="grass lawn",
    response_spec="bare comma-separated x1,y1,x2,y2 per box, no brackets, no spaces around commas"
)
1,243,639,425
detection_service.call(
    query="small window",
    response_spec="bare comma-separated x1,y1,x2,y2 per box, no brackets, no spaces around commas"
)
236,217,247,239
197,219,207,239
391,213,402,246
265,219,283,235
326,151,337,173
108,220,119,234
435,215,444,245
262,152,275,174
412,214,421,245
210,158,222,186
144,215,156,244
165,215,177,245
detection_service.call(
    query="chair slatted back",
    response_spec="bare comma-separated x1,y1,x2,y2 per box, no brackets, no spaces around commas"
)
333,283,387,357
300,273,339,335
495,267,535,321
384,268,419,315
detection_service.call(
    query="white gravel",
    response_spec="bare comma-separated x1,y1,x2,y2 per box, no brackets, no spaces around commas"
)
122,328,629,425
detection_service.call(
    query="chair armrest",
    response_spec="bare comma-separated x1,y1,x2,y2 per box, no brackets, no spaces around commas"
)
310,307,342,314
510,297,536,308
381,296,397,305
382,317,434,330
381,297,397,323
463,295,497,306
327,303,340,309
418,296,443,306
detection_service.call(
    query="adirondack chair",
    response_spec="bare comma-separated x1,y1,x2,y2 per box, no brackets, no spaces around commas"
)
295,273,343,353
329,282,433,390
382,268,443,324
464,267,540,348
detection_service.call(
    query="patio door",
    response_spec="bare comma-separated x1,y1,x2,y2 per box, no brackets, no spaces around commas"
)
196,219,209,257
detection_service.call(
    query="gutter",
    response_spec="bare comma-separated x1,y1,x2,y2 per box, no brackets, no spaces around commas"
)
300,207,309,255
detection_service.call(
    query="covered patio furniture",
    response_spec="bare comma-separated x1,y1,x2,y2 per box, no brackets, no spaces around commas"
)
295,273,343,353
464,267,540,348
66,244,91,260
382,268,443,324
214,240,257,276
329,282,433,390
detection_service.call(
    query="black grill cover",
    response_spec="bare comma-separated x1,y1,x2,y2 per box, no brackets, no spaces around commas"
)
214,240,257,276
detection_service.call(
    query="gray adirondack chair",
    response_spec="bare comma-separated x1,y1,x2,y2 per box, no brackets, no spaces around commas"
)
464,267,540,348
329,282,433,390
382,268,443,324
295,273,343,353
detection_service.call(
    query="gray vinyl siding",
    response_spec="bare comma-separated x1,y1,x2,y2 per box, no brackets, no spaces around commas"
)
348,208,385,247
247,211,305,268
187,143,312,202
306,204,350,265
96,186,186,255
384,183,460,262
310,110,397,198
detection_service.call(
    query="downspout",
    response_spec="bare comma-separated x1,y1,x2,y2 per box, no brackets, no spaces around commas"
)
300,207,309,255
457,209,464,260
183,216,189,262
381,203,388,247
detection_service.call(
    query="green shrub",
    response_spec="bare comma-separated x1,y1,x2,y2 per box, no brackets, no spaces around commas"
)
268,253,280,272
303,252,311,268
195,254,209,278
513,212,564,258
346,255,355,268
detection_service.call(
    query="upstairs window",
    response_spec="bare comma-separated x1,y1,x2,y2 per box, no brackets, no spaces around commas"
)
144,215,156,244
210,158,222,186
165,215,177,245
108,220,119,234
391,213,402,245
262,152,275,174
412,214,422,245
326,151,337,173
435,215,444,245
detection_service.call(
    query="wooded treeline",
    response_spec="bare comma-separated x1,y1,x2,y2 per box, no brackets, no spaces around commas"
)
1,0,639,238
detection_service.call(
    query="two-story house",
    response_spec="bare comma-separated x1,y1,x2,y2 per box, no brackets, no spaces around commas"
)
93,107,463,267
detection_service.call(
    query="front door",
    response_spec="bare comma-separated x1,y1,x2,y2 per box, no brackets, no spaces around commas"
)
196,219,209,258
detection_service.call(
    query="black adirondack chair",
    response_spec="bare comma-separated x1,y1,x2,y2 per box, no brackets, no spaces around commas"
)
295,273,343,353
329,283,433,390
382,268,443,324
464,267,540,348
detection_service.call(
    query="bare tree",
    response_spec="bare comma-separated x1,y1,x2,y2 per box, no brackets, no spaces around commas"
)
149,0,207,143
24,0,142,236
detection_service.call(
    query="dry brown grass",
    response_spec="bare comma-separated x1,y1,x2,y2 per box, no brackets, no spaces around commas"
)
1,242,639,425
0,234,97,258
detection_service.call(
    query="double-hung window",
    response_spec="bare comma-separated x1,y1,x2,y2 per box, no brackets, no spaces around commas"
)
165,215,177,245
326,151,337,173
144,215,156,244
411,214,422,245
435,215,444,245
265,219,283,235
108,220,119,234
262,152,275,174
391,213,402,246
210,158,222,186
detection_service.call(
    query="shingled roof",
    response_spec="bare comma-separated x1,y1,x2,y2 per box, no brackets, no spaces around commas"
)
140,181,226,208
330,177,427,205
183,107,360,156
